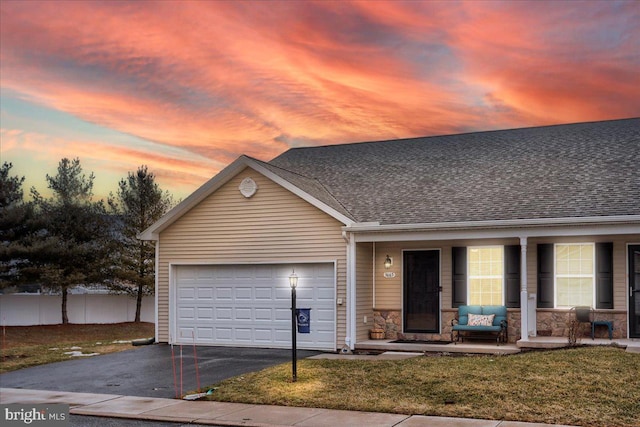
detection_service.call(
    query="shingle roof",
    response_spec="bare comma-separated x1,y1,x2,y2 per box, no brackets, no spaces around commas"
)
250,159,356,220
268,118,640,225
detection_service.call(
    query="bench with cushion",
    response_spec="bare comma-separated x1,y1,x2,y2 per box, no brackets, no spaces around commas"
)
451,305,508,345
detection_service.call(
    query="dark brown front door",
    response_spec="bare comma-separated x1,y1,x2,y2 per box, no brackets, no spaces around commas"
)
629,245,640,338
403,250,440,333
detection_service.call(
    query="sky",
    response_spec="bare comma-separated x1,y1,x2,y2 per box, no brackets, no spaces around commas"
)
1,0,639,201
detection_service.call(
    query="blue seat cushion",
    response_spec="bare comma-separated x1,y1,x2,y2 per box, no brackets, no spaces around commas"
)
456,305,506,327
457,305,482,326
452,324,502,332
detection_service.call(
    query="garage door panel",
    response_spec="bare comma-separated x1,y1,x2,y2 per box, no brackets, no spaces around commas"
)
237,267,255,279
235,288,252,299
178,326,194,339
316,287,334,300
255,308,273,320
235,308,252,320
296,288,315,300
197,287,213,299
196,267,214,279
178,307,195,320
215,287,233,300
313,308,334,322
254,329,273,342
215,328,232,339
235,329,252,341
274,287,291,300
197,307,213,320
175,263,335,350
198,328,213,339
215,308,232,320
178,287,196,299
274,308,290,321
254,287,273,299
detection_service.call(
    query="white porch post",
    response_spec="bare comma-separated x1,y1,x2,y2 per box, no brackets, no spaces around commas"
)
346,233,357,350
154,240,159,343
520,236,529,341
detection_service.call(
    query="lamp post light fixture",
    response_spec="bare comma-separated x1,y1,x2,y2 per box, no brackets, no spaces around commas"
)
289,269,298,382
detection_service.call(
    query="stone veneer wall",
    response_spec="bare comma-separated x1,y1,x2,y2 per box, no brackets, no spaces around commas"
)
373,309,627,342
373,309,521,343
535,309,627,339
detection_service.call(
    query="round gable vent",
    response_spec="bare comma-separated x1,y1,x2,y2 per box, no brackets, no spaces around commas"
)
239,177,258,198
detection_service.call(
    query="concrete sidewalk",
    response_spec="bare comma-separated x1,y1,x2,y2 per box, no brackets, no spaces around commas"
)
1,388,575,427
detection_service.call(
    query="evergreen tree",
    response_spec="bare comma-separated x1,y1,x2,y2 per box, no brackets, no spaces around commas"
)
0,162,34,288
30,158,112,324
109,165,173,322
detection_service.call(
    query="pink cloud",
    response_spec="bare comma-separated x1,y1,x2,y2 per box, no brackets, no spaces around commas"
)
1,0,638,200
449,1,640,123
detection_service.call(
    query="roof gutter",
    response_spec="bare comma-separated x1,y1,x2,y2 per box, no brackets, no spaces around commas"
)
344,215,640,233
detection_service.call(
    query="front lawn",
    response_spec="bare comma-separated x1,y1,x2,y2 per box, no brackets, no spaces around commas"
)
207,346,639,427
0,322,154,373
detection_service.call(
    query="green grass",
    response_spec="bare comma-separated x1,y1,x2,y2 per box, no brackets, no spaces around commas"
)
206,347,639,427
0,322,154,373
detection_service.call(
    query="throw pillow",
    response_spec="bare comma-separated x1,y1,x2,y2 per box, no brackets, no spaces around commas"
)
467,313,495,326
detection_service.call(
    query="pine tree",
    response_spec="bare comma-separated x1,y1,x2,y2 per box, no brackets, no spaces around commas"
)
0,162,34,288
109,165,173,322
30,158,111,324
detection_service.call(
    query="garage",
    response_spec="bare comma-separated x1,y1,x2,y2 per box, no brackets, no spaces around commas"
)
173,263,336,351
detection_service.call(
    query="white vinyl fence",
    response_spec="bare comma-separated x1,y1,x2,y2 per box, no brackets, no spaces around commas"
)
0,294,155,326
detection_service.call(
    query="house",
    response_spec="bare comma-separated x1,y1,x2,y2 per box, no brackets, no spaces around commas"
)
139,118,640,351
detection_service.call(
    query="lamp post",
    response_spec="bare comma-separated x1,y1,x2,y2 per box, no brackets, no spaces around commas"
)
289,270,298,382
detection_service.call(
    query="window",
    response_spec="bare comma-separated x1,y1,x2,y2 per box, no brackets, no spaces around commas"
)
468,246,504,305
555,243,594,308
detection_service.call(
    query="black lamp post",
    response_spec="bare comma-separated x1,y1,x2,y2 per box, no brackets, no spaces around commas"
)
289,270,298,382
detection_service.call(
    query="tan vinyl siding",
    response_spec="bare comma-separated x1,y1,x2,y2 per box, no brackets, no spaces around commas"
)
373,239,519,310
373,236,636,313
156,168,347,346
356,242,374,341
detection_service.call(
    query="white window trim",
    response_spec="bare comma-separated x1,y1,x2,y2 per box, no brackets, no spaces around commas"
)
553,242,596,308
467,245,505,306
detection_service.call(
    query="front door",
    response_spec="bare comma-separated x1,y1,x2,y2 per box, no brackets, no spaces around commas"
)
403,250,440,333
629,245,640,338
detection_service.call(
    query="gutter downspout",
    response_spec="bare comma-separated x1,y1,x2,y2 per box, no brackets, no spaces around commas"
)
520,236,529,342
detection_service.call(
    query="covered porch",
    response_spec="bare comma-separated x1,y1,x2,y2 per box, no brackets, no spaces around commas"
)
345,220,640,352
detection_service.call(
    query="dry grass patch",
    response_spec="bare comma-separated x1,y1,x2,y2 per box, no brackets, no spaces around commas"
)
207,347,639,427
1,322,154,373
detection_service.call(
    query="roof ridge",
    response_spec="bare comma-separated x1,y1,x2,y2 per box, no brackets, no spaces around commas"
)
278,117,640,152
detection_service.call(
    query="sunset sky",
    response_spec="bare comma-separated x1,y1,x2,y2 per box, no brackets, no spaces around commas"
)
1,0,639,201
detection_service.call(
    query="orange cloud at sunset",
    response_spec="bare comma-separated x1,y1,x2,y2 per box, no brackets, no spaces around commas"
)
1,0,638,198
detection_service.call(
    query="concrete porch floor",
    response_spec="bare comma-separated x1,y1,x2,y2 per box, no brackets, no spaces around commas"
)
355,339,521,355
355,337,640,355
517,336,640,353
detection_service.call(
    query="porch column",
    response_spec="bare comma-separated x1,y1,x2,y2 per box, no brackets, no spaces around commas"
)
346,233,357,350
154,240,160,344
520,236,529,341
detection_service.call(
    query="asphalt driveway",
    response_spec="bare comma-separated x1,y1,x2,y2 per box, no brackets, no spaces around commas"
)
0,344,319,398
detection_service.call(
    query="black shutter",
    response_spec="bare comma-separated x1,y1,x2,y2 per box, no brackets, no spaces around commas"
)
452,247,467,307
537,244,554,308
504,245,521,308
595,242,613,309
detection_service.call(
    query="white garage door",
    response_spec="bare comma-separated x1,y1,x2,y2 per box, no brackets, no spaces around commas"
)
174,263,335,351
